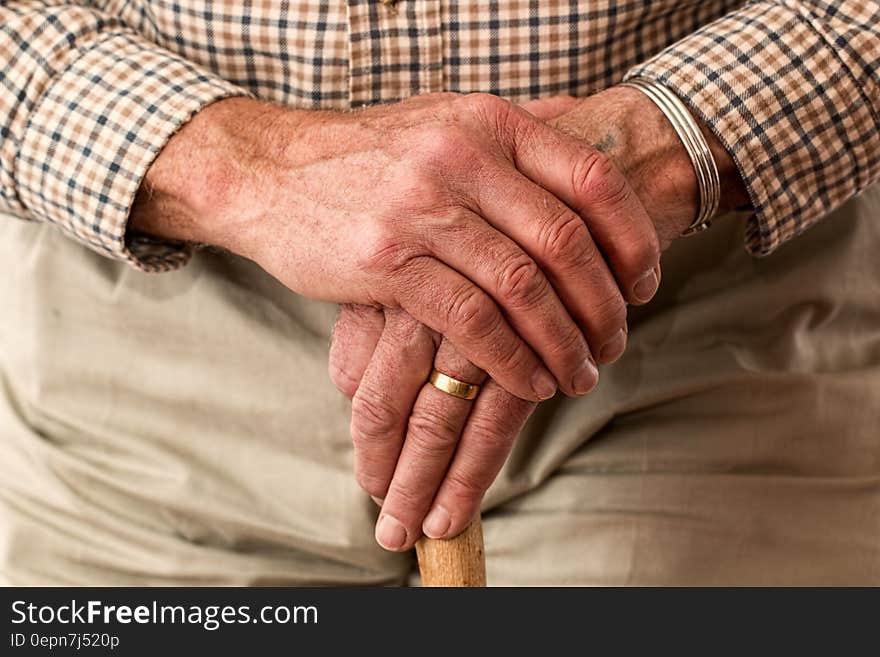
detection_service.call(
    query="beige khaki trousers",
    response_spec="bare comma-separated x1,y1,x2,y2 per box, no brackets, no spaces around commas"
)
1,187,879,585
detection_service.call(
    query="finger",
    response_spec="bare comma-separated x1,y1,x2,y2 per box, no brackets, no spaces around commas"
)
425,209,593,396
328,304,385,398
506,107,662,306
423,379,536,539
375,340,486,551
350,310,437,500
461,161,626,369
394,256,557,402
519,95,580,121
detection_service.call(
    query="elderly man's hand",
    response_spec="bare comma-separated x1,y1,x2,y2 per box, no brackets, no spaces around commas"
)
330,87,750,551
132,92,662,403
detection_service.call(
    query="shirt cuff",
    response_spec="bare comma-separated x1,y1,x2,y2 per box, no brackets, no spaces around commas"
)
625,2,880,256
15,31,250,272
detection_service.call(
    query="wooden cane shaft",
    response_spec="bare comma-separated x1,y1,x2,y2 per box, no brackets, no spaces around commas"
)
415,514,486,587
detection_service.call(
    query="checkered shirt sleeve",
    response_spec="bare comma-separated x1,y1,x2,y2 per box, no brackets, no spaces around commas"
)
0,1,248,271
628,1,880,256
2,1,878,269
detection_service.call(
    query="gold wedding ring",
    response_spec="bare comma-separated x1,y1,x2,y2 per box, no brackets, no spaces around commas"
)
428,369,480,401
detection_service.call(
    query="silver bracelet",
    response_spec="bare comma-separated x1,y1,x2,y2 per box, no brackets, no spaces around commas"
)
619,77,721,236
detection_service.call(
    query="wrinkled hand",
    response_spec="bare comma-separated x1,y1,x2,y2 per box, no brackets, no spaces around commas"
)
329,96,645,551
133,92,661,402
331,88,749,551
331,305,535,550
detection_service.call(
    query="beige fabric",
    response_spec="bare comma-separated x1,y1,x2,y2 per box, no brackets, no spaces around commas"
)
1,186,879,585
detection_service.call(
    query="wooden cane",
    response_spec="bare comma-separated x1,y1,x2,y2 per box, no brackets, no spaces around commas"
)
415,513,486,587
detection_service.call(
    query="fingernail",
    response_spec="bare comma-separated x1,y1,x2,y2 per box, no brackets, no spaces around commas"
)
633,269,659,303
599,328,627,364
375,514,407,550
571,356,599,395
371,496,384,508
531,367,557,400
423,506,451,538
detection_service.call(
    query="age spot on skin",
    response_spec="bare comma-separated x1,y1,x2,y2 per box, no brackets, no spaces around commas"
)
594,133,617,154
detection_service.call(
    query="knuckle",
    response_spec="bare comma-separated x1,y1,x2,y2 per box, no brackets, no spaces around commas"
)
458,93,526,148
540,209,592,266
490,333,532,377
546,325,588,361
358,221,420,277
419,125,469,163
459,92,507,117
383,309,427,343
433,209,476,240
354,467,390,499
497,256,546,310
444,469,488,499
589,291,627,335
351,391,399,446
467,416,517,455
406,407,461,456
572,151,631,206
386,481,424,512
449,286,499,342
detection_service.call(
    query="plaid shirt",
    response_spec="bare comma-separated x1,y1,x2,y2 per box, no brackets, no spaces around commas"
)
1,1,878,271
